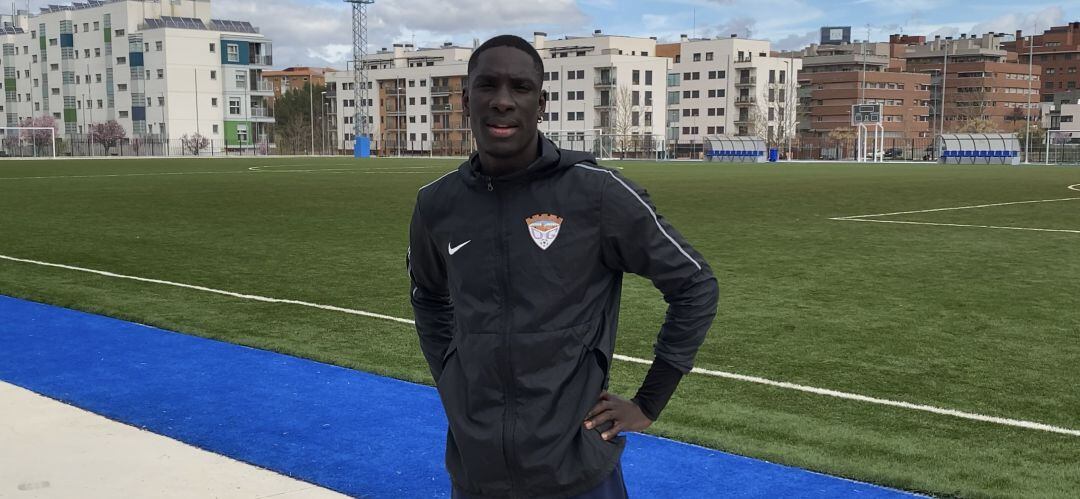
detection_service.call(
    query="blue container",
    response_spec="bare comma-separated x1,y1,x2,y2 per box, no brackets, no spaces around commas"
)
768,148,779,162
354,136,371,158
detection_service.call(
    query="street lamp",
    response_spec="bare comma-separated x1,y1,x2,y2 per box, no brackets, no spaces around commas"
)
320,90,327,155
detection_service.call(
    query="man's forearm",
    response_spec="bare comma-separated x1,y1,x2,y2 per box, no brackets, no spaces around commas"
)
631,357,685,421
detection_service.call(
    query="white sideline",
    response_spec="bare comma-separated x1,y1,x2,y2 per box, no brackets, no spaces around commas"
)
1,253,1078,438
831,185,1080,235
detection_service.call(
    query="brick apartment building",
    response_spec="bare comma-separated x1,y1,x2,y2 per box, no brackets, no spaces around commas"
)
904,33,1041,133
784,37,931,142
1003,22,1080,107
263,66,336,99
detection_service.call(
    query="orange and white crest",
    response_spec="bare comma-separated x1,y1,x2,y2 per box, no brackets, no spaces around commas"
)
525,213,564,250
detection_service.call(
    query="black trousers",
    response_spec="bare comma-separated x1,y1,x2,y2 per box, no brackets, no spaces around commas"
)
451,461,629,499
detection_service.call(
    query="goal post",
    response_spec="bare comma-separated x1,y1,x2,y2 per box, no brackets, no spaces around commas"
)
1044,129,1080,165
542,129,668,160
0,127,57,158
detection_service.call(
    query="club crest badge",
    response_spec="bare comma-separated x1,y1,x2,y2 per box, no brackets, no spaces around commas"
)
525,213,563,250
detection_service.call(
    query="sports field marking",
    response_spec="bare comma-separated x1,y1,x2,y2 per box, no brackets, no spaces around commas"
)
1,252,1078,438
0,166,448,180
831,186,1080,234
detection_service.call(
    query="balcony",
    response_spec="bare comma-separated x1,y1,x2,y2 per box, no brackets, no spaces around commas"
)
251,80,274,93
734,95,756,106
431,85,461,95
735,77,757,87
734,119,753,126
249,54,273,66
251,106,274,120
594,76,616,87
383,88,406,96
594,96,612,108
431,104,461,113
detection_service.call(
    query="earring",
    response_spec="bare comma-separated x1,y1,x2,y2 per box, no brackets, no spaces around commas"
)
537,115,544,123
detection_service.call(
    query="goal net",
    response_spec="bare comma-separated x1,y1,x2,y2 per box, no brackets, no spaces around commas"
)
543,129,668,160
0,127,57,158
1043,130,1080,165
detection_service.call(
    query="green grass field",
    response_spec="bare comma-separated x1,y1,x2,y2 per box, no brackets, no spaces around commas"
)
1,157,1078,498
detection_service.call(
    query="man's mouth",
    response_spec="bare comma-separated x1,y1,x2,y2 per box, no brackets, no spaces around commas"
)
486,123,519,138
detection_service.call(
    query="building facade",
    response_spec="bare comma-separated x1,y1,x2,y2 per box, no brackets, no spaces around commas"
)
328,32,671,156
0,0,273,152
263,66,336,99
785,38,932,142
904,33,1041,133
1004,23,1079,106
659,35,802,152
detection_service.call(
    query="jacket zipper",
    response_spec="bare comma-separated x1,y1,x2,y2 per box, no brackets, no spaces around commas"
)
492,178,520,496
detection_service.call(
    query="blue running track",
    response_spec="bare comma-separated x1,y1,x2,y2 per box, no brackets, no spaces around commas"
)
0,296,917,498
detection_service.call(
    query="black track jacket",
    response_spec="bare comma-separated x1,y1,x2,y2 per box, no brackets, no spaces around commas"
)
408,137,718,498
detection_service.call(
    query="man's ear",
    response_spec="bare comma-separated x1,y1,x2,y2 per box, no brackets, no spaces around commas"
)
462,88,470,117
539,88,547,115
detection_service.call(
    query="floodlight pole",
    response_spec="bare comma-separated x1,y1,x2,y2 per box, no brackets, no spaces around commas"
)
346,0,375,155
1024,34,1033,164
939,38,948,140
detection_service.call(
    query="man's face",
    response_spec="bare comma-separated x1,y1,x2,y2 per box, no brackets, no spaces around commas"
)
464,46,546,160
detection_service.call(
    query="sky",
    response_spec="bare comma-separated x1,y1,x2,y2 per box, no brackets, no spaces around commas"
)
22,1,1080,67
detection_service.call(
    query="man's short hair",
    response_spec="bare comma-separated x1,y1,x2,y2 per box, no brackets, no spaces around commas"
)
467,35,545,82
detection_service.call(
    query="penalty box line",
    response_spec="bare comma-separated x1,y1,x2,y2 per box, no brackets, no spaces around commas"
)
1,252,1078,438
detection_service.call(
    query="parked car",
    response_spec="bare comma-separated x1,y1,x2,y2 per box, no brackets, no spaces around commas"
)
883,147,904,159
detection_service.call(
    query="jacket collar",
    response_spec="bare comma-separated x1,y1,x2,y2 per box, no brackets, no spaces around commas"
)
459,133,563,189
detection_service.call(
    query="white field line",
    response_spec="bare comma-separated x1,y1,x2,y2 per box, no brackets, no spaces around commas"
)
835,218,1080,234
0,166,448,180
830,196,1080,220
1,252,1078,438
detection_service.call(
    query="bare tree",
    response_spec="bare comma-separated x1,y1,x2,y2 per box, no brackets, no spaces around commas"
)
181,133,210,155
609,85,636,157
828,127,857,160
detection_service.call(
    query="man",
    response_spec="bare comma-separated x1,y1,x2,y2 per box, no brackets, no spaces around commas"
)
408,35,718,498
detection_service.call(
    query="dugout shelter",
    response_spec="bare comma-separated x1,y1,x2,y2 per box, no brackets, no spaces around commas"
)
937,133,1021,165
705,135,766,163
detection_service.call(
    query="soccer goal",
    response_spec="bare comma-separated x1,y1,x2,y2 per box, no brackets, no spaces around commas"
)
1043,129,1080,165
543,129,668,160
0,127,57,158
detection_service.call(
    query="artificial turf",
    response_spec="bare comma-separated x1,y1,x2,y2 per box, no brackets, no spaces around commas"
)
0,157,1077,498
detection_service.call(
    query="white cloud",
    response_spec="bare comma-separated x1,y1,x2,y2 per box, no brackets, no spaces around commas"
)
211,0,589,67
971,6,1064,35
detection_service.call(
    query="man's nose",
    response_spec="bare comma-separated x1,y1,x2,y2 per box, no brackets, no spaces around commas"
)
490,85,515,112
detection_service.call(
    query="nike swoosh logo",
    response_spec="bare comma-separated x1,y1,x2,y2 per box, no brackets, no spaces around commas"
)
448,240,471,256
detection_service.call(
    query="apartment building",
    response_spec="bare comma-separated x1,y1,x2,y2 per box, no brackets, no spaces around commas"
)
658,34,801,151
0,0,273,150
904,33,1041,133
784,37,931,141
1003,22,1080,106
327,32,670,155
264,66,336,99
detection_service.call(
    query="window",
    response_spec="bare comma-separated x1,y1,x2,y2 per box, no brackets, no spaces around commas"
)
119,110,128,118
117,56,126,64
420,80,427,87
645,70,653,85
97,99,102,109
227,44,239,62
83,23,89,32
420,96,427,105
93,21,99,31
84,49,91,58
549,91,559,101
51,88,60,95
549,112,559,121
408,79,415,87
116,29,124,36
212,124,219,134
209,43,216,53
576,70,584,79
693,53,701,62
210,70,217,80
632,70,640,85
409,97,415,105
421,115,427,123
157,69,164,79
95,74,101,83
49,38,57,46
409,116,416,123
118,83,127,91
211,97,219,107
645,91,652,106
706,52,714,61
236,124,249,143
155,41,163,51
229,98,241,115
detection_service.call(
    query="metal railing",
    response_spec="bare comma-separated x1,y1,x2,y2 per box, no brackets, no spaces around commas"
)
594,76,616,86
251,80,274,92
249,55,273,66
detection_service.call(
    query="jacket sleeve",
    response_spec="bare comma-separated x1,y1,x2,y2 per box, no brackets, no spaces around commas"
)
407,195,455,383
599,170,719,373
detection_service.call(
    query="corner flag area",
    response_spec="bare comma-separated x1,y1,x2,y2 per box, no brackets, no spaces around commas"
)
0,296,914,498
